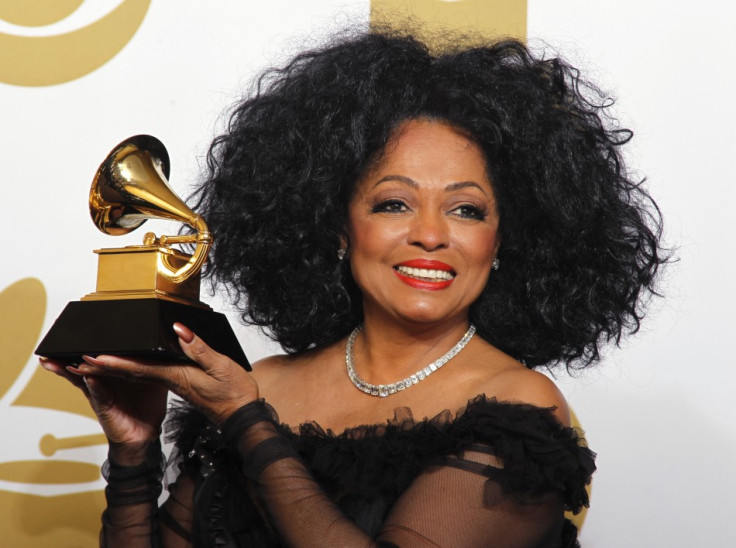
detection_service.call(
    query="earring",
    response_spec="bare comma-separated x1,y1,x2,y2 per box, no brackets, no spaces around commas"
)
337,248,346,261
492,258,500,271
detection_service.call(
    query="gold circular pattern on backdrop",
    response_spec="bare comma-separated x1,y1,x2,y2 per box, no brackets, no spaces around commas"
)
0,278,107,544
0,0,85,27
0,0,151,86
0,278,46,396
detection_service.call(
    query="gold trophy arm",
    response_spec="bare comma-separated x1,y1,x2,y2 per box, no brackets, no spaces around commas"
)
161,216,212,284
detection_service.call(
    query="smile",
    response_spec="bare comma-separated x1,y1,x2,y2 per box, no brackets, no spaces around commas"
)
393,259,456,290
394,265,454,282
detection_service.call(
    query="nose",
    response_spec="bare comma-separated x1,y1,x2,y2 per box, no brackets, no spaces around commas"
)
408,210,449,251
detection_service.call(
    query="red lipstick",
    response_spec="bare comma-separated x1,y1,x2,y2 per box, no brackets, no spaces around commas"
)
394,259,455,290
396,259,454,272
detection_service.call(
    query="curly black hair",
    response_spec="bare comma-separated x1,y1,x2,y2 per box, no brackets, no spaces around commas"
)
192,30,666,369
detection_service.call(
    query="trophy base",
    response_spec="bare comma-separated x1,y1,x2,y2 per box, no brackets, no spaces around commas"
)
35,299,251,371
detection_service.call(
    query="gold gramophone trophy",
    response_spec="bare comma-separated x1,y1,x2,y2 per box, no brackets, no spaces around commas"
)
35,135,250,370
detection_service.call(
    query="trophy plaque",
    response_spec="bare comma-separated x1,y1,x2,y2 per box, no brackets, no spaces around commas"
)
35,135,250,371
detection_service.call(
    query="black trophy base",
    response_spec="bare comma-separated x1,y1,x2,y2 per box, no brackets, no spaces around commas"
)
35,299,250,371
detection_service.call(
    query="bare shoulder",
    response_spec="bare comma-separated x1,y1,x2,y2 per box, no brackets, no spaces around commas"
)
458,339,571,426
249,352,309,408
251,353,291,376
250,352,305,387
249,341,345,400
482,365,571,427
459,341,570,426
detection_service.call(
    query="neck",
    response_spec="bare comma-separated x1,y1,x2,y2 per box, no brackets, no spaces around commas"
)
351,314,473,385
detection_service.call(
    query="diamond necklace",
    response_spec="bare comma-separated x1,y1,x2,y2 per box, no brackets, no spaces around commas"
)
345,324,476,397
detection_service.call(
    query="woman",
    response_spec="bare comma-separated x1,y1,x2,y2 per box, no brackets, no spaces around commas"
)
42,30,664,547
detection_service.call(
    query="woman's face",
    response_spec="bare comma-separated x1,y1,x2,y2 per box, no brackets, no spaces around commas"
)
347,119,500,328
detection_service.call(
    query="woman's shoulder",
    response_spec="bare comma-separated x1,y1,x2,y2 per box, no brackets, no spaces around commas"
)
250,352,292,380
249,341,349,416
250,343,335,383
480,367,571,426
456,340,571,426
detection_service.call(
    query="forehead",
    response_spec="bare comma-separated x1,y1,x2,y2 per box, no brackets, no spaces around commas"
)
357,118,493,192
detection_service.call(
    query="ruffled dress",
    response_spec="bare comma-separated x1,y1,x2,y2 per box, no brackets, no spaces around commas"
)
161,396,595,547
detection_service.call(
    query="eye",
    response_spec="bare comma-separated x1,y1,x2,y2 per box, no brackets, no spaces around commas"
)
371,199,409,213
450,204,487,220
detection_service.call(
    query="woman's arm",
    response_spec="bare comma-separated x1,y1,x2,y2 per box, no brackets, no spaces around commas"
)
99,439,164,547
222,401,569,547
51,323,256,547
39,360,171,547
95,439,197,548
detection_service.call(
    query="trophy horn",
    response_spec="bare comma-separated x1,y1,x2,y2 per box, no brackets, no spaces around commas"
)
35,135,249,370
89,135,211,284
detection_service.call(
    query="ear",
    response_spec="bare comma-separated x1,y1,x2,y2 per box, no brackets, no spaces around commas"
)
339,230,350,253
335,232,349,262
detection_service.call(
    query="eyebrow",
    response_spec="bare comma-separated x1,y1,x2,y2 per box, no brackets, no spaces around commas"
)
373,175,489,197
373,175,418,188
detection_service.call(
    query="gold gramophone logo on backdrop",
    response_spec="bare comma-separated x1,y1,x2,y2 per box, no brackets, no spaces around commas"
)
0,278,107,546
0,0,151,86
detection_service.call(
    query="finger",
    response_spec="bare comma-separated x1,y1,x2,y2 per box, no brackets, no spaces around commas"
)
78,354,195,401
39,358,88,392
76,354,172,384
39,357,71,375
173,323,229,373
82,375,113,410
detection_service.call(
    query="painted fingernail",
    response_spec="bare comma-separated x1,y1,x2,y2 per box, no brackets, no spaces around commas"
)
66,365,83,376
173,323,195,343
82,355,106,367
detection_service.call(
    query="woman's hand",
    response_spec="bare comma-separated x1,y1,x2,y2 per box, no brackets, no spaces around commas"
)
69,323,258,427
40,357,168,463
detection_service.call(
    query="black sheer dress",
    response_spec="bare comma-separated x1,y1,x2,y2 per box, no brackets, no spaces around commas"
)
101,396,595,547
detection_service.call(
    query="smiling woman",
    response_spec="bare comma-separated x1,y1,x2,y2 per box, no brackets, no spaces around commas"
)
41,28,665,547
347,119,500,329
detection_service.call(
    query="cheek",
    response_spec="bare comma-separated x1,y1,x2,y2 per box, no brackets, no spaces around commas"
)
349,219,405,258
459,235,499,296
459,227,500,265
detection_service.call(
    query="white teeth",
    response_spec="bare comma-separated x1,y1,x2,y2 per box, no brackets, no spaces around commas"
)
396,265,455,281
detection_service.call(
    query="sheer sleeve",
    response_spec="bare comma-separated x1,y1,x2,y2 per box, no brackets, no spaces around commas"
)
161,397,594,546
159,468,195,546
222,400,577,548
99,440,165,547
99,438,198,548
379,446,566,547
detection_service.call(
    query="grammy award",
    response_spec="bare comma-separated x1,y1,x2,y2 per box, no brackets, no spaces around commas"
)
35,135,250,371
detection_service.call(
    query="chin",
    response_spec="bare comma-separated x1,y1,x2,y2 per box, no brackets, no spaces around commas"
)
395,307,466,326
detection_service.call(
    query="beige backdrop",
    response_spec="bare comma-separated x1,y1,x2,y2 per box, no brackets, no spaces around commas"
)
1,1,733,546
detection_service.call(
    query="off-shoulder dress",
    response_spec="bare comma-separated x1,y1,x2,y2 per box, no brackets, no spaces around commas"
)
102,396,595,547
